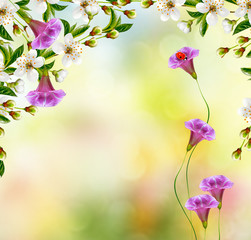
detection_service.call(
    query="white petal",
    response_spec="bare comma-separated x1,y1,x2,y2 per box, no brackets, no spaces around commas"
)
35,1,47,13
73,6,85,19
248,10,251,24
217,7,229,17
15,85,24,94
14,67,25,77
89,5,99,15
196,3,209,13
243,98,251,108
62,54,72,68
235,6,246,17
47,0,59,3
160,13,170,21
174,0,186,6
82,13,89,23
206,12,218,26
170,7,180,21
27,49,37,60
64,33,74,46
71,55,82,65
32,57,45,68
177,22,187,31
0,72,10,82
52,42,65,54
27,69,39,82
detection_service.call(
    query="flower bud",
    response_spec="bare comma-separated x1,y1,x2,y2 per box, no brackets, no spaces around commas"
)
3,100,16,109
101,5,112,14
15,85,24,94
124,9,136,19
84,37,98,48
236,36,249,46
118,0,131,6
25,106,38,116
234,47,245,58
27,41,32,51
0,147,6,161
9,111,21,120
217,47,229,58
90,26,102,36
0,128,5,137
106,29,119,39
222,18,236,34
52,69,68,83
13,24,22,36
244,138,251,151
177,21,192,34
111,1,119,6
232,148,242,160
240,127,250,139
140,0,154,8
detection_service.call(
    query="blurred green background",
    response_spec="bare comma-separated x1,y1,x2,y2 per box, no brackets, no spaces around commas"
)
1,2,251,239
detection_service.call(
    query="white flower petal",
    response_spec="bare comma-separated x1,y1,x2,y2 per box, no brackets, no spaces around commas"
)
235,6,246,18
14,67,25,77
71,54,82,65
34,1,47,13
52,42,65,54
27,49,37,60
175,0,186,6
82,13,89,23
217,7,229,17
73,6,85,19
27,68,39,82
64,33,74,46
248,10,251,24
32,56,45,68
48,0,59,3
206,12,218,26
160,13,170,21
196,3,209,13
0,72,10,82
62,54,72,68
243,98,251,108
170,7,180,21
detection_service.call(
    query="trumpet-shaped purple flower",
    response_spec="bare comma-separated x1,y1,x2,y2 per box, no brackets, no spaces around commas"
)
200,175,233,208
185,194,219,228
28,18,62,49
26,74,66,107
185,118,215,151
168,47,199,80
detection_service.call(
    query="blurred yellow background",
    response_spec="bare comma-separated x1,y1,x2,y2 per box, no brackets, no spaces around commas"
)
1,3,251,239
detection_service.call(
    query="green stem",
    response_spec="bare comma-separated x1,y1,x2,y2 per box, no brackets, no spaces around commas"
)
79,35,90,42
174,152,197,240
240,139,246,149
218,209,221,240
14,18,25,28
196,80,210,124
204,228,207,240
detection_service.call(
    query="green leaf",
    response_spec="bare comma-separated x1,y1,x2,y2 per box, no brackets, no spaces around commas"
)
51,4,67,11
15,0,30,6
43,3,51,22
199,14,208,37
42,49,55,59
37,49,46,56
4,67,16,74
233,20,251,35
0,161,5,177
0,26,13,41
225,0,236,4
6,45,24,68
116,16,121,27
187,11,203,18
0,115,10,124
70,23,77,32
44,60,55,70
50,5,55,17
0,46,9,65
246,50,251,58
115,24,133,33
241,67,251,76
60,19,70,36
184,0,199,6
103,9,117,33
72,25,90,38
196,14,204,24
0,86,17,97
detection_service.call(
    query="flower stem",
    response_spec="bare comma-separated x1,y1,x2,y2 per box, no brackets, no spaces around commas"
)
218,209,221,240
174,152,197,240
204,228,207,240
196,80,210,124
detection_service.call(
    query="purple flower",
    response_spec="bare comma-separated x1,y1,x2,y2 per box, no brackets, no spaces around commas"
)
185,118,215,151
26,74,66,107
168,47,199,80
185,194,219,228
200,175,234,208
28,18,62,50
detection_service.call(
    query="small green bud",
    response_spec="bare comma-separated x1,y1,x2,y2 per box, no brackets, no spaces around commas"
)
140,0,153,8
244,138,251,151
101,5,112,14
240,127,250,139
25,106,38,116
118,0,130,5
106,29,119,39
236,36,249,46
13,24,22,36
202,221,207,229
84,37,98,47
0,147,6,161
218,202,222,210
0,128,5,137
27,42,32,51
234,47,245,58
232,148,242,160
217,47,229,58
90,26,102,36
3,100,16,109
9,111,21,120
124,9,137,19
111,1,119,6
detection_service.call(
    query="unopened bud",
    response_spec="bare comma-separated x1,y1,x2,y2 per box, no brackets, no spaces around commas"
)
9,111,21,120
244,138,251,151
101,5,112,14
52,69,68,83
106,29,119,39
90,26,102,36
84,37,98,47
118,0,131,5
177,20,192,34
217,47,229,58
124,9,136,19
111,1,119,6
236,36,249,46
0,128,5,137
140,0,153,8
232,148,242,160
27,41,32,51
3,100,15,109
0,147,6,161
234,47,245,58
13,24,22,36
240,127,250,139
25,106,38,116
222,18,236,34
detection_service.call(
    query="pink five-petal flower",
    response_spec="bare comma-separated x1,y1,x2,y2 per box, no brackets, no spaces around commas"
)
28,18,62,50
185,118,215,151
168,47,199,80
200,175,233,208
26,74,66,107
185,194,219,228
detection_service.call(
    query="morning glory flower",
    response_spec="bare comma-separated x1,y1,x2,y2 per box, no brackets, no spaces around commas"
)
156,0,186,22
185,118,215,151
200,175,234,208
238,98,251,124
168,47,199,79
185,194,219,228
235,0,251,24
26,72,66,107
0,0,19,26
52,33,83,68
14,50,45,82
72,0,100,23
196,0,229,26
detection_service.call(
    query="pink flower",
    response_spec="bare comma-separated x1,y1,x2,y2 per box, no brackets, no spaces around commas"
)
168,47,199,79
200,175,233,208
185,118,215,151
26,74,66,107
28,18,62,49
185,194,219,228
